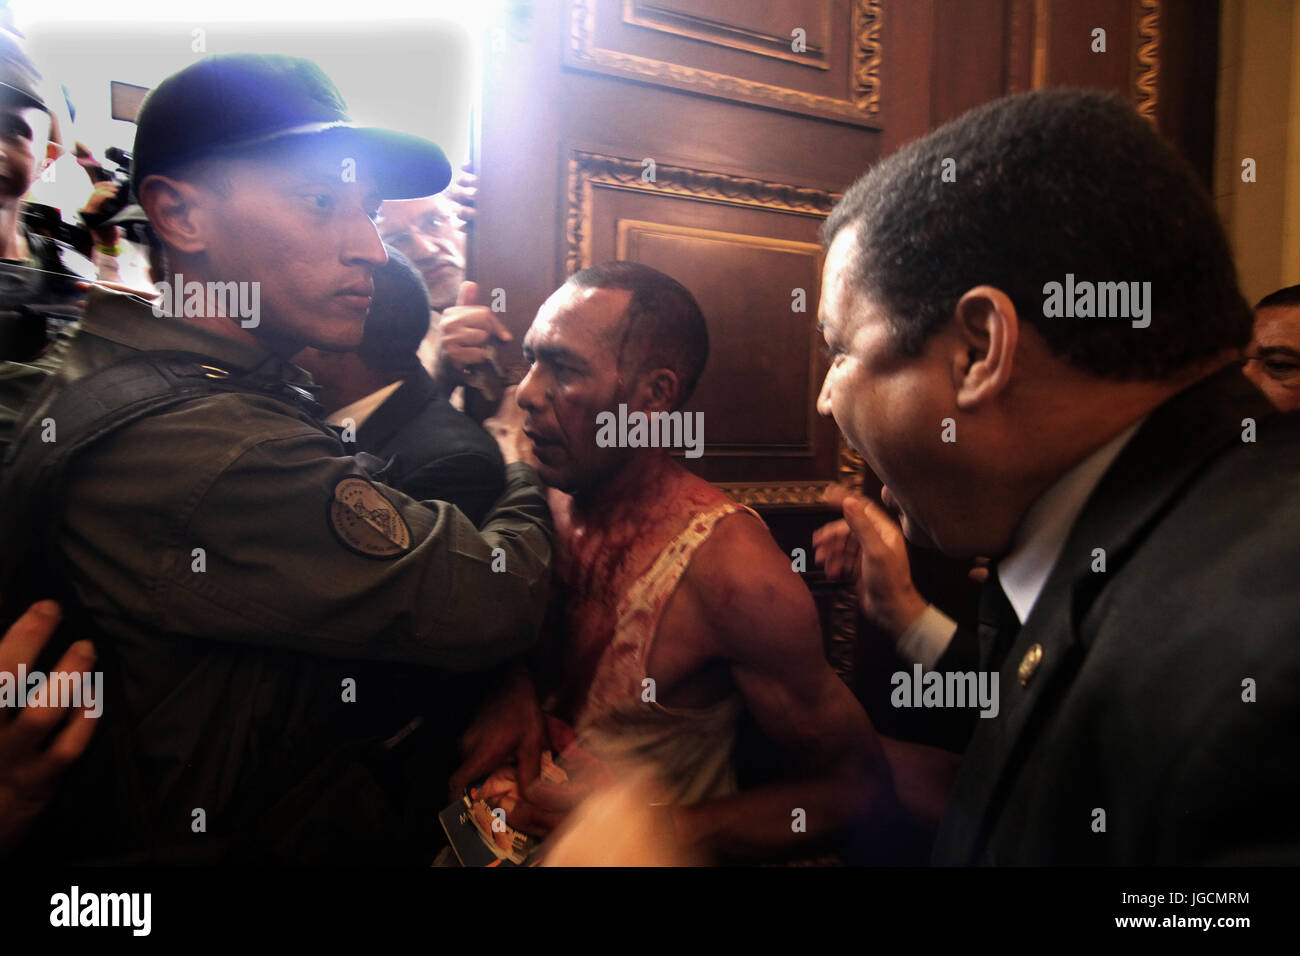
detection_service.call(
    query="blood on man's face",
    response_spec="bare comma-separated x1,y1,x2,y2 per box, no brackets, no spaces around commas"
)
517,284,638,494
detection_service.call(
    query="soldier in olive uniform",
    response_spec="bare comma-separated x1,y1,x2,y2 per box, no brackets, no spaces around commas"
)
2,54,550,863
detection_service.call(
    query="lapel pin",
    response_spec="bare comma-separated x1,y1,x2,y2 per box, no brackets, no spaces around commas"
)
1018,643,1044,686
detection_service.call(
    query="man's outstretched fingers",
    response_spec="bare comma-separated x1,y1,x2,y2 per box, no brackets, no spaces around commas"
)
841,494,899,554
812,519,859,582
0,601,61,673
840,495,927,638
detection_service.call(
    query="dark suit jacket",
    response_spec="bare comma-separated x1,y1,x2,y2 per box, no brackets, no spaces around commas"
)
357,368,506,527
932,367,1300,865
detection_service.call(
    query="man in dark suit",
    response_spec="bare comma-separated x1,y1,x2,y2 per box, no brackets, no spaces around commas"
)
815,88,1299,864
296,246,505,526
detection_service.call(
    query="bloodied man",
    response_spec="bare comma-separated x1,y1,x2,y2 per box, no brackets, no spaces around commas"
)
451,261,895,861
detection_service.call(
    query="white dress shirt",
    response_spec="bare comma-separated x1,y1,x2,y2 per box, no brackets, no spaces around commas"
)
897,418,1145,667
325,380,403,429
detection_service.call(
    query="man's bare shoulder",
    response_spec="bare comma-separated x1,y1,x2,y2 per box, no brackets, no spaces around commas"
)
678,503,820,660
672,468,735,510
686,508,789,591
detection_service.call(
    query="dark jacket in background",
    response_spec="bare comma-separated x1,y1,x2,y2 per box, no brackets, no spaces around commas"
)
357,368,505,527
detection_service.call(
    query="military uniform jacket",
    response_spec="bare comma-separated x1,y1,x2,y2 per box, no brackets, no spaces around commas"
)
9,288,552,863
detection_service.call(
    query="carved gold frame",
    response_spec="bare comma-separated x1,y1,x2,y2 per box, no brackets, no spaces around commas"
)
567,0,882,126
566,149,837,273
1024,0,1160,123
1134,0,1160,122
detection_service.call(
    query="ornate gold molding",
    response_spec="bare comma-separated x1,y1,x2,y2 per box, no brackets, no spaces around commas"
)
568,0,882,127
852,0,882,114
1031,0,1051,89
565,150,839,276
1135,0,1160,123
827,577,860,683
827,436,868,681
720,482,836,507
718,454,864,507
836,436,867,493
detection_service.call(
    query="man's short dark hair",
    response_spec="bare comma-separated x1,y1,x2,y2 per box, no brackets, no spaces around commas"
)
567,260,709,407
823,88,1252,380
1256,284,1300,311
357,246,430,373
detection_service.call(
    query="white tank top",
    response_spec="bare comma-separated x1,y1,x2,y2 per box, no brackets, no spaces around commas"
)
572,501,757,806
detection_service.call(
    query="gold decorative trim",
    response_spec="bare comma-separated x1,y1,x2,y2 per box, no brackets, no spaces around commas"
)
568,0,882,126
852,0,882,114
827,575,860,683
566,150,839,276
828,440,868,681
1135,0,1160,123
836,437,867,492
720,482,836,507
1031,0,1051,89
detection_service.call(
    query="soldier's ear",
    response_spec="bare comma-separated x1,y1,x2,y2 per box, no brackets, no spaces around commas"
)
138,174,209,255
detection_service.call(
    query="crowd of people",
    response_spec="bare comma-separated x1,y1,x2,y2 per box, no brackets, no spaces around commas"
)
0,35,1296,866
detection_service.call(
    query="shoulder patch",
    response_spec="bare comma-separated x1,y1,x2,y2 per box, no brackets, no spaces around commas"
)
329,476,412,558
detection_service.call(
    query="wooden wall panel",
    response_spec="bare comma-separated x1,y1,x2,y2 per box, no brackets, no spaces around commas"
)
930,0,1009,126
565,0,883,126
623,0,836,68
615,222,822,451
474,0,1223,686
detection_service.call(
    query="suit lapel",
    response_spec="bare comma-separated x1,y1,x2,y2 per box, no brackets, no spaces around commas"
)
935,367,1279,863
